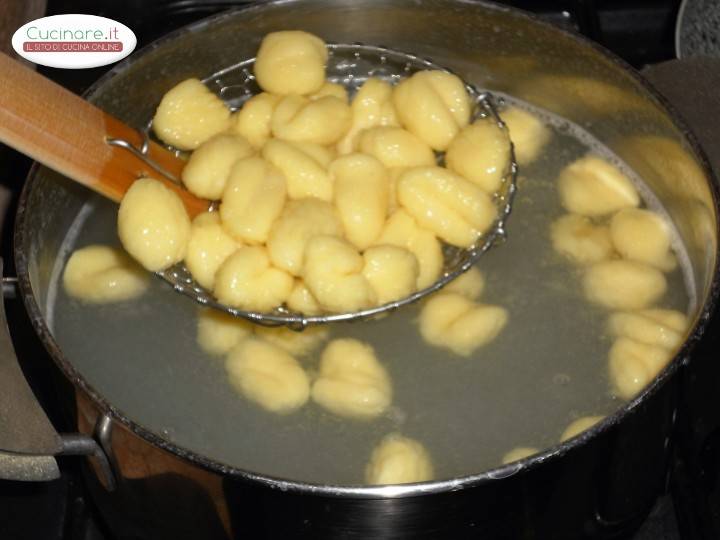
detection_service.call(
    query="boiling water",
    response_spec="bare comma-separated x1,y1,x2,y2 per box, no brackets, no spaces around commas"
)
47,103,691,486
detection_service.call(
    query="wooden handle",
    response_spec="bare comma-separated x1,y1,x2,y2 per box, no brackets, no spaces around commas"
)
0,52,208,218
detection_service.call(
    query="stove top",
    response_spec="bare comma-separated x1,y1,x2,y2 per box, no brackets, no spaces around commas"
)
2,1,719,539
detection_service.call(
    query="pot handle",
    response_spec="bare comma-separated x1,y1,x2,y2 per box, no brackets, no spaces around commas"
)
0,258,115,488
0,258,63,480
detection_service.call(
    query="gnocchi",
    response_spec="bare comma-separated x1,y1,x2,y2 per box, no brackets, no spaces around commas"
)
583,260,667,310
445,118,511,193
312,338,392,419
358,126,435,169
302,236,377,313
220,157,287,245
185,212,241,290
228,92,280,149
501,106,551,165
152,78,230,151
550,214,614,265
608,309,687,351
331,153,389,250
181,133,254,200
386,167,406,214
443,266,485,300
63,245,148,303
196,308,253,356
286,280,322,315
255,325,329,357
419,293,508,356
377,210,443,289
310,81,348,102
609,337,672,399
365,433,434,485
393,70,471,151
213,246,294,311
362,245,419,305
610,208,675,271
337,78,399,154
253,30,327,96
118,178,191,272
271,94,352,146
558,155,640,216
267,198,343,276
397,167,497,247
226,338,310,413
501,447,539,465
261,139,333,202
560,416,604,442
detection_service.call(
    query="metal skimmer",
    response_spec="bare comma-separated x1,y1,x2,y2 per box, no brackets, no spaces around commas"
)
112,43,518,329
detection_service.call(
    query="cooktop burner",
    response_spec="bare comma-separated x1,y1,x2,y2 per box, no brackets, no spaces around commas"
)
3,1,719,539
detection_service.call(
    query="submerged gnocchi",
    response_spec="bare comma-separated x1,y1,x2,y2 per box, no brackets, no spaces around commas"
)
225,338,310,413
419,293,508,356
312,338,392,419
63,245,148,303
365,434,434,485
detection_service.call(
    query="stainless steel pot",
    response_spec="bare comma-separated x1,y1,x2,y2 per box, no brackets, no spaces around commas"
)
3,1,719,538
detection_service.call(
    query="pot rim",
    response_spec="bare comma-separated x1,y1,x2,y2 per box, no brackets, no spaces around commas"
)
14,0,720,499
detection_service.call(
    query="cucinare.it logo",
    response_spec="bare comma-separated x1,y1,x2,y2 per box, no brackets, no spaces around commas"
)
12,14,136,69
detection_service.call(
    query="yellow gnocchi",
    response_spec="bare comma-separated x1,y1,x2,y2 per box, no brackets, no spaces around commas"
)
118,178,191,272
290,141,336,167
608,309,688,351
397,167,497,247
558,155,640,216
608,337,672,399
310,81,348,102
419,293,508,356
501,447,539,465
501,106,551,165
393,70,471,151
267,198,343,275
445,118,511,193
213,246,293,311
254,325,329,357
185,212,241,290
261,139,333,202
271,95,352,146
302,236,377,313
365,433,434,485
152,78,230,151
253,30,327,96
196,308,253,356
181,133,254,200
312,338,392,419
583,260,667,310
286,280,322,315
228,92,280,149
337,78,399,154
226,338,310,413
63,245,148,303
362,245,419,305
610,208,675,271
443,266,485,300
377,210,443,289
560,416,604,442
219,157,287,245
331,153,389,250
550,214,614,265
386,167,406,214
357,126,435,169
